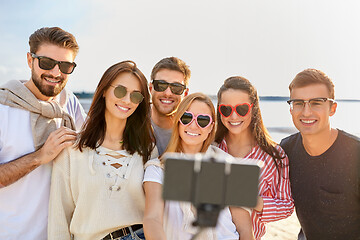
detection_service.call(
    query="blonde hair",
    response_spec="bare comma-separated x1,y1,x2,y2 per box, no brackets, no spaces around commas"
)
163,92,216,157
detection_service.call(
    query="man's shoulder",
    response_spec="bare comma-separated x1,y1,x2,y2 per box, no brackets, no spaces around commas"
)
280,132,301,149
0,103,28,115
338,129,360,143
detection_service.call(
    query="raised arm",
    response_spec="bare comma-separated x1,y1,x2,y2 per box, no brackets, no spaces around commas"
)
0,127,77,187
143,181,166,240
230,207,255,240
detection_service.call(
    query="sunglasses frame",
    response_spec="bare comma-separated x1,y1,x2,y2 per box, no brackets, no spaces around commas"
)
287,97,335,111
152,80,186,95
179,111,213,129
110,84,144,104
31,53,77,74
218,103,253,118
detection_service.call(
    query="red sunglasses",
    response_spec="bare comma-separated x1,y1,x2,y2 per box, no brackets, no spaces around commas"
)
218,103,253,118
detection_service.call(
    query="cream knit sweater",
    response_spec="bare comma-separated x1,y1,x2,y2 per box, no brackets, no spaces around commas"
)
48,145,157,240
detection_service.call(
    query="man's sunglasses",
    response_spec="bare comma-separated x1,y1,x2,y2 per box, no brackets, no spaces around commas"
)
152,80,186,95
111,84,144,104
179,111,213,128
31,53,77,74
218,103,253,118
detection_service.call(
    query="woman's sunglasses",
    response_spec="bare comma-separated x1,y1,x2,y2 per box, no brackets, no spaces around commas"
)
179,111,213,128
111,85,144,104
152,80,186,95
31,53,76,74
218,103,253,118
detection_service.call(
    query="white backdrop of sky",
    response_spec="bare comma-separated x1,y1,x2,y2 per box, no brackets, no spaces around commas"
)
1,0,360,99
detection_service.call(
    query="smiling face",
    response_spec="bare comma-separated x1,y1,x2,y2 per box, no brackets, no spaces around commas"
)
219,89,253,136
179,100,214,153
290,84,337,137
103,72,142,122
150,69,188,116
27,44,75,100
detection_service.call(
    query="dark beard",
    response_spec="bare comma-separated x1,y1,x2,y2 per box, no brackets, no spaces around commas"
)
31,71,66,97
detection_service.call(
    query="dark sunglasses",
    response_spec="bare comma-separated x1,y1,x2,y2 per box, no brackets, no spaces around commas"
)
179,111,213,128
219,103,253,118
31,53,76,74
111,85,144,104
152,80,186,95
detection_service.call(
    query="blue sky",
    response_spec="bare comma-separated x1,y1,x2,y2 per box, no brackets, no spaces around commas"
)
1,0,360,99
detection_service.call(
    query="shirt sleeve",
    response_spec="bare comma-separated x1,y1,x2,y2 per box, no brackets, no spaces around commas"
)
254,145,294,222
143,164,164,185
64,91,86,131
48,147,75,240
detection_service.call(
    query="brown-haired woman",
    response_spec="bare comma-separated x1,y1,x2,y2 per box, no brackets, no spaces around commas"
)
143,92,255,240
215,76,294,240
48,60,156,240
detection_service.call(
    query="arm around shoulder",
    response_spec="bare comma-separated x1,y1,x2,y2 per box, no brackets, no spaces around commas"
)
0,126,77,187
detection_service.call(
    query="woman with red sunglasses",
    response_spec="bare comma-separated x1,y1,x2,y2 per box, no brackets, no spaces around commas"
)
215,76,294,240
143,92,255,240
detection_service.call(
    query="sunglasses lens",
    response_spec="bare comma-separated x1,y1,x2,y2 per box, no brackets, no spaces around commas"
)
153,80,168,92
219,105,232,117
180,112,193,125
113,85,127,99
38,56,75,74
130,92,144,104
59,62,75,74
170,84,185,95
236,104,250,116
38,57,56,70
197,115,211,128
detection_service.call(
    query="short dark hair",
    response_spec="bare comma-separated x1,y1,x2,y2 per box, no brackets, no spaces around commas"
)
29,27,79,57
289,68,335,99
150,57,191,86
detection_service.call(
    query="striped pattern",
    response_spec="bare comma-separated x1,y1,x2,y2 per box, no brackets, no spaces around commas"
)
219,139,294,240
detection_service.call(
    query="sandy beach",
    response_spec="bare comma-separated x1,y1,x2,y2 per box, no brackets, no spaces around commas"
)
263,213,301,240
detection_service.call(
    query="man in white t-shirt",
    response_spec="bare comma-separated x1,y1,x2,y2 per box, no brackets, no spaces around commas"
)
0,27,86,240
149,57,190,155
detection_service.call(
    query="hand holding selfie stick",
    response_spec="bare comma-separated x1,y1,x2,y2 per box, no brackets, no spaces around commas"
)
162,152,261,240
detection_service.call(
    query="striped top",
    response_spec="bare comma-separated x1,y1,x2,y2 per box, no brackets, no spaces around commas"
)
218,139,294,240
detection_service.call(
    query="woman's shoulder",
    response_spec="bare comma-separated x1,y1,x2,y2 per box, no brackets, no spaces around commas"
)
144,157,163,169
208,145,228,155
254,144,288,166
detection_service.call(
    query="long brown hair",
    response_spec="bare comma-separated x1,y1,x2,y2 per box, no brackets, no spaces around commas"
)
215,76,285,167
77,60,154,163
164,92,216,155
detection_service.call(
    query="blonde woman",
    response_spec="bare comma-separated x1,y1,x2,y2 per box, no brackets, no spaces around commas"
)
143,93,255,240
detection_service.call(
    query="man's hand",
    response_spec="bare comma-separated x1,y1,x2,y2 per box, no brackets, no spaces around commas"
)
0,126,77,188
36,126,77,165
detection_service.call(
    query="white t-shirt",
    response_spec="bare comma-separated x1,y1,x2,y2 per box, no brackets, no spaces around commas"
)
143,146,239,240
0,88,86,240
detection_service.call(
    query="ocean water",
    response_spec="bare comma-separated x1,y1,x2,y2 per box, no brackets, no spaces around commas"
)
79,98,360,143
